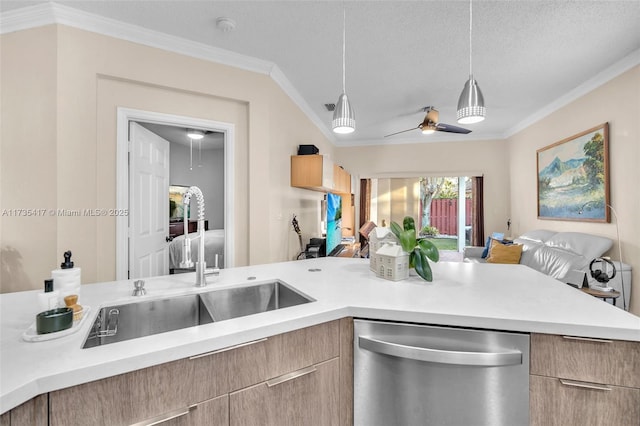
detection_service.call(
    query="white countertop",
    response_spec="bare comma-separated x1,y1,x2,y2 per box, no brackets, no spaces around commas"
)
1,258,639,413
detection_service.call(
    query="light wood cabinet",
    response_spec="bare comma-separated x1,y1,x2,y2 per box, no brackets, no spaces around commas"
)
290,155,351,194
0,395,47,426
230,358,340,426
47,319,352,426
530,334,640,426
333,164,351,194
530,375,640,426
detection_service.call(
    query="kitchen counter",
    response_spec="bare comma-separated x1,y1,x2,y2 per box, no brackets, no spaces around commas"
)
1,258,639,414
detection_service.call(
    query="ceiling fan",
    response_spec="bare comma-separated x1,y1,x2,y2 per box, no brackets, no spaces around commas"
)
384,107,472,137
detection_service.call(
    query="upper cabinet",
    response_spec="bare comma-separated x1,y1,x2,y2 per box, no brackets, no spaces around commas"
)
291,155,351,194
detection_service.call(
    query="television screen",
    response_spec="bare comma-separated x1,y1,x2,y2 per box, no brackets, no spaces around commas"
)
325,192,342,256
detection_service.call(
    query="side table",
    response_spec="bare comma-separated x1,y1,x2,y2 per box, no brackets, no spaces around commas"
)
581,287,621,306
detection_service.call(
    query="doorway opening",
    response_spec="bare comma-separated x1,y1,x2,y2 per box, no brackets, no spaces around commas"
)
360,176,482,261
115,108,235,280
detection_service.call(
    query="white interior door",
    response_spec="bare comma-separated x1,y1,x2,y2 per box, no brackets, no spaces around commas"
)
129,122,170,278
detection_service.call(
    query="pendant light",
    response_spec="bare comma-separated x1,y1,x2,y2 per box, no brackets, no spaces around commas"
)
457,0,485,124
332,6,355,134
186,129,204,170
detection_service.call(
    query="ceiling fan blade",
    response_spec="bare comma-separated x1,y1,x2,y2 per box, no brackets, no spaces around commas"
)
384,127,420,137
435,123,472,134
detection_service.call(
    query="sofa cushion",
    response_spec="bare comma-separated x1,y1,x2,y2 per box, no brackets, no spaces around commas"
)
512,237,543,268
486,241,523,264
529,245,586,279
546,232,612,264
518,229,558,243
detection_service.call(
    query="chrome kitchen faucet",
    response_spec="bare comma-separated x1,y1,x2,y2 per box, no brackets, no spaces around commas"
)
179,186,208,287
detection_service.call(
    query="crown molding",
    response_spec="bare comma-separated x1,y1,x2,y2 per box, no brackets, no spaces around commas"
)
505,48,640,139
1,2,336,144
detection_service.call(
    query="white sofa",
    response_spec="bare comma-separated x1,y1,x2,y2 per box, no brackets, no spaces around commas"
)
463,229,612,280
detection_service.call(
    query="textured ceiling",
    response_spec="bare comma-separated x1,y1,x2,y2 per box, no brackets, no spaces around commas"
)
2,0,639,146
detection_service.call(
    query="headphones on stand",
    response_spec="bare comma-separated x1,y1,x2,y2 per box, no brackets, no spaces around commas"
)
589,257,616,284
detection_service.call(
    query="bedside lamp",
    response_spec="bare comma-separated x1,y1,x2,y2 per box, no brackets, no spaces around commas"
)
578,202,626,310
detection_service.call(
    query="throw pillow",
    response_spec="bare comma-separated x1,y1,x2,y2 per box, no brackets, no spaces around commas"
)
486,240,523,264
481,233,510,259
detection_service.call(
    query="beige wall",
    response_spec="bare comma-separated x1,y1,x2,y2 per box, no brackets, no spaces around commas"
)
508,66,640,314
336,139,511,237
1,26,59,293
1,25,333,291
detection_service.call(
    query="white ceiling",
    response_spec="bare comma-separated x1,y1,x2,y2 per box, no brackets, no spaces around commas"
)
140,122,224,150
2,1,639,146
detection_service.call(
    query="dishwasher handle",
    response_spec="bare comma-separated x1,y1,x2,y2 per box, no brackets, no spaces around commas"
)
359,335,522,367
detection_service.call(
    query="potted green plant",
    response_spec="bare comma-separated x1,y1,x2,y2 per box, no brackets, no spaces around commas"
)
390,216,439,281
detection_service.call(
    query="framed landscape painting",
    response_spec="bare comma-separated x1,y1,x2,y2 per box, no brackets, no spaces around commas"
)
537,123,610,222
169,185,190,220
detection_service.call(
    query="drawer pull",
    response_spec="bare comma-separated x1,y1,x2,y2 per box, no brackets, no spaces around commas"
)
559,379,611,392
266,365,316,387
189,338,268,360
562,336,613,344
130,404,197,426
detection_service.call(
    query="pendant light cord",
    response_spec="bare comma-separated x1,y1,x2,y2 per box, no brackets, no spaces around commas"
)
469,0,473,77
342,6,346,93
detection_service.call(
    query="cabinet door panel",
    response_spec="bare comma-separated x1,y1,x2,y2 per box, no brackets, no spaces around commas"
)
290,155,323,188
4,395,47,426
50,358,210,426
230,358,339,426
530,375,640,426
531,334,640,388
185,350,229,404
265,320,339,379
225,338,269,391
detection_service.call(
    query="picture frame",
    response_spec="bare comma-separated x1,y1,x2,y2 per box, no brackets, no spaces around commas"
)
169,185,190,220
537,123,609,222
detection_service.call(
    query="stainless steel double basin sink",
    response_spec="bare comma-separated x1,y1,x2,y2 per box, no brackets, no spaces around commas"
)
83,280,314,348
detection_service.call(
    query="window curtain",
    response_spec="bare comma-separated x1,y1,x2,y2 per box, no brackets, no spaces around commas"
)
471,176,485,246
359,178,371,246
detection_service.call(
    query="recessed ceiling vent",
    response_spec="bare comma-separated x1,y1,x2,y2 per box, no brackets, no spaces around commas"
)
324,103,336,112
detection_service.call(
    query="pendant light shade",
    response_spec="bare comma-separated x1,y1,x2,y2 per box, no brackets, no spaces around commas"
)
332,7,355,134
457,0,485,124
333,93,355,134
457,76,485,124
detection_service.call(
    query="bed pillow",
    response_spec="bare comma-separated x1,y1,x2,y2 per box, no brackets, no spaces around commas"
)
486,240,523,264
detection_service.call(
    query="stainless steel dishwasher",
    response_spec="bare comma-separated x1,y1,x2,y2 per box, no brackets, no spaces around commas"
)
354,319,530,426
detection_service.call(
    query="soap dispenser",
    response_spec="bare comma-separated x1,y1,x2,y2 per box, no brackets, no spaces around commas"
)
37,279,59,311
52,251,81,305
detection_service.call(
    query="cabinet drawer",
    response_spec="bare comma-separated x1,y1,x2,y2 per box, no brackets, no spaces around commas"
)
229,358,340,426
531,334,640,388
224,319,340,391
530,374,640,426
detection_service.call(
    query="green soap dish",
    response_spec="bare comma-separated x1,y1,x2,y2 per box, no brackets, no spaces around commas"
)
36,307,73,334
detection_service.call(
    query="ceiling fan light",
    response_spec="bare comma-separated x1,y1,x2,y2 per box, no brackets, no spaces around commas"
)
421,128,436,135
332,93,355,134
456,76,485,124
187,129,205,140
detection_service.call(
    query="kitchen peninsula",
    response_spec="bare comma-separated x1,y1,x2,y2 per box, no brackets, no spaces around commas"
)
1,258,639,424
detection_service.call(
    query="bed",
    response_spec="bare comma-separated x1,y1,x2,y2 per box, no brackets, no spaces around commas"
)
169,229,225,271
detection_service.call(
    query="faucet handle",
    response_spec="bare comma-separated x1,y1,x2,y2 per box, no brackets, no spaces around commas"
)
133,280,146,296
